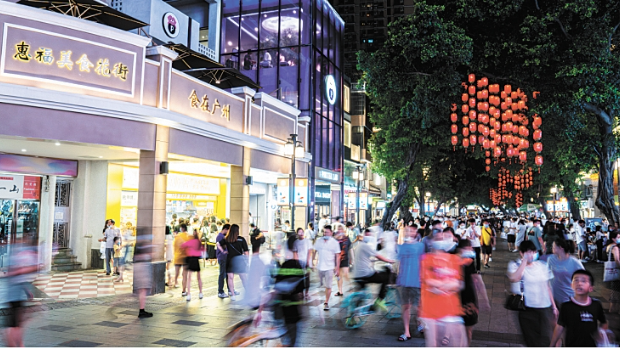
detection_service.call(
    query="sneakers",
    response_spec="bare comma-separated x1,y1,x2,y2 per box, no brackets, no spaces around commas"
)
229,291,240,296
182,291,187,296
374,299,388,312
484,264,490,269
324,303,330,311
512,249,518,253
230,295,237,301
138,310,153,318
218,292,229,298
186,293,192,301
199,293,204,299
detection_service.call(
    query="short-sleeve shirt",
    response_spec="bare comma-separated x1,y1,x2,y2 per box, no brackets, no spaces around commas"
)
419,252,464,319
314,237,341,271
338,237,352,266
547,255,584,304
481,227,493,246
105,228,120,248
215,232,227,262
396,242,424,288
293,238,314,267
465,226,481,247
558,298,606,347
352,242,379,278
219,237,249,258
507,260,553,308
173,232,191,264
527,227,543,250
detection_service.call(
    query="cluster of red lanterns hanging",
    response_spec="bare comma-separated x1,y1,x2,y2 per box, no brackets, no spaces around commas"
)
489,168,535,207
450,74,543,208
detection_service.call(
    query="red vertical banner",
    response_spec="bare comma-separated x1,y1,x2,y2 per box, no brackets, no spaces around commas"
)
22,176,41,200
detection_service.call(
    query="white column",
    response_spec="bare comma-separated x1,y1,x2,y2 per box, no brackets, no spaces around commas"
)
38,175,56,272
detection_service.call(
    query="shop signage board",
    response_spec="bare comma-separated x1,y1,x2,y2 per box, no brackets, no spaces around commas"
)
315,185,331,204
0,154,77,177
546,197,568,212
315,167,341,184
0,174,40,200
585,218,603,231
346,192,368,210
1,24,137,96
277,178,308,206
167,173,220,195
121,191,138,207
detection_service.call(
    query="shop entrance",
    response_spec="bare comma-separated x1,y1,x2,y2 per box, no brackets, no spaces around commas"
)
0,199,40,267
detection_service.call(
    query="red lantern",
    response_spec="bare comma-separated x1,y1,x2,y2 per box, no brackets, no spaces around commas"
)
462,116,470,125
486,166,490,172
482,102,489,111
468,74,476,83
469,110,477,120
494,121,501,131
490,129,496,137
535,155,543,166
481,77,488,87
504,85,512,94
505,97,512,106
485,158,491,165
451,124,458,134
500,102,507,110
534,142,543,153
461,93,469,102
482,127,490,137
462,104,469,113
451,135,458,146
470,134,477,146
451,113,458,123
481,89,488,99
451,104,457,111
490,140,496,148
501,91,507,99
493,147,502,157
494,134,502,144
483,139,490,149
477,91,483,100
469,98,476,108
463,138,470,148
485,150,491,157
506,146,514,157
519,151,527,162
478,135,485,145
468,85,476,96
510,91,518,99
480,113,488,124
463,128,470,137
512,124,519,134
522,128,529,137
533,129,542,141
489,106,496,115
505,109,513,119
511,103,519,111
469,122,477,133
518,100,525,110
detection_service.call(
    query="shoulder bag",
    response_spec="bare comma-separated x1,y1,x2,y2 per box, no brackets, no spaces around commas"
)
604,246,620,282
504,275,526,311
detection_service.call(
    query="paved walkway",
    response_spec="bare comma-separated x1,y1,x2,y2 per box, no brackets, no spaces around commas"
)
1,241,617,346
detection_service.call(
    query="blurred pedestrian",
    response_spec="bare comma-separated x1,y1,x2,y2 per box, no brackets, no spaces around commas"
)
133,235,153,318
312,225,341,311
481,219,493,269
335,224,352,297
216,224,231,298
419,228,467,347
464,218,481,272
507,240,557,347
4,237,38,346
249,223,265,254
217,224,249,301
165,226,173,287
396,224,424,341
604,231,620,314
98,219,120,276
548,238,583,308
113,237,124,283
173,224,190,295
291,227,313,299
182,228,204,301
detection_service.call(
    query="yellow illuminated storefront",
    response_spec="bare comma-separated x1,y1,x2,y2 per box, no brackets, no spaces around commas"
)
106,162,229,227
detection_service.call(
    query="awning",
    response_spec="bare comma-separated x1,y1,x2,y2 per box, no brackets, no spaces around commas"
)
18,0,147,31
165,43,261,90
369,183,382,195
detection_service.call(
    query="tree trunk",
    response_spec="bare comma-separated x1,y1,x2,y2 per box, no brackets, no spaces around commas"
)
418,196,426,217
584,103,620,226
433,199,445,216
499,206,508,216
399,204,413,223
538,195,551,219
565,191,582,221
381,179,409,229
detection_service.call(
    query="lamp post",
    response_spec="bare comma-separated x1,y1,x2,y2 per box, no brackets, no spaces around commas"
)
353,164,365,227
284,134,304,234
425,192,431,216
550,186,558,220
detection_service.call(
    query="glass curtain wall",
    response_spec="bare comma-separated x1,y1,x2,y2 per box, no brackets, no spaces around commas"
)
221,0,343,173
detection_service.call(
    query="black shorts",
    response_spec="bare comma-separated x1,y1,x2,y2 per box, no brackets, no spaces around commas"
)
481,245,492,255
6,301,23,328
507,234,516,243
187,256,200,272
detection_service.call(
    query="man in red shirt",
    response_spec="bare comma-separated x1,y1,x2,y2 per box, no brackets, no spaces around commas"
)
419,227,467,347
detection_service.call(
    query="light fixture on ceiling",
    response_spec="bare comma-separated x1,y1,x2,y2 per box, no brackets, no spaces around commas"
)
262,16,301,33
98,156,103,158
55,142,61,146
21,149,26,152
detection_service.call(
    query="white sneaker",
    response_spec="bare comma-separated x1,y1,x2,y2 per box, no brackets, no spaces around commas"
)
186,294,191,301
218,292,229,298
229,291,240,296
230,295,237,301
512,249,518,253
182,292,187,296
199,293,204,299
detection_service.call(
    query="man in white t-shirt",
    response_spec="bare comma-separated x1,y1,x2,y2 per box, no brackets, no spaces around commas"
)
312,225,341,311
465,218,481,272
576,220,588,262
507,217,517,252
292,228,314,299
318,215,330,237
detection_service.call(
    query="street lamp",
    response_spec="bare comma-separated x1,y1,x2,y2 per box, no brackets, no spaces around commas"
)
353,164,365,227
284,134,304,234
550,186,558,220
425,192,431,216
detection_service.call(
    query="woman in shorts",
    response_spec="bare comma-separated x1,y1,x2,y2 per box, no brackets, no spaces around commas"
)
216,224,249,301
182,228,204,301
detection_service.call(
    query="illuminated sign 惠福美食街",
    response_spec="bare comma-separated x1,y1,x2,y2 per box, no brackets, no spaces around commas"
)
188,90,231,121
2,25,136,96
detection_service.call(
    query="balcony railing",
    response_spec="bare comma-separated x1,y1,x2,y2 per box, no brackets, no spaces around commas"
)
198,43,217,61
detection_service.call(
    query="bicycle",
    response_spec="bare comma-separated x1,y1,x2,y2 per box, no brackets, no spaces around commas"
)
225,316,287,347
341,278,401,329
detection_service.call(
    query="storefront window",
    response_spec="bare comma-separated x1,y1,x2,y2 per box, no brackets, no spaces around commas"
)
280,47,299,107
279,0,300,47
259,49,278,95
239,2,259,52
240,50,258,82
299,46,311,110
221,0,241,56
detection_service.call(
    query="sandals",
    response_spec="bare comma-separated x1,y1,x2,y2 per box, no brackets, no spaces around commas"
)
398,334,411,341
335,292,343,296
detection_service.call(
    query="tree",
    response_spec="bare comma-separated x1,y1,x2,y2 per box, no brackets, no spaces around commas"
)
358,3,473,228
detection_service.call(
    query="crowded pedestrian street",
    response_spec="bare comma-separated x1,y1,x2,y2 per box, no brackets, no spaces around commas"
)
0,238,614,347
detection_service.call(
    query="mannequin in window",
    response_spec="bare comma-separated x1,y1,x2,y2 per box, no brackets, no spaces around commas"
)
260,51,273,68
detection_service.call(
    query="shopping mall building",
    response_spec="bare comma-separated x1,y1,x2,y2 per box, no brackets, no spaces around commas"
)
0,0,351,288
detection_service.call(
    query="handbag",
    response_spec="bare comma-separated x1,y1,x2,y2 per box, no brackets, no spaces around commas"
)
604,247,620,282
504,279,526,311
